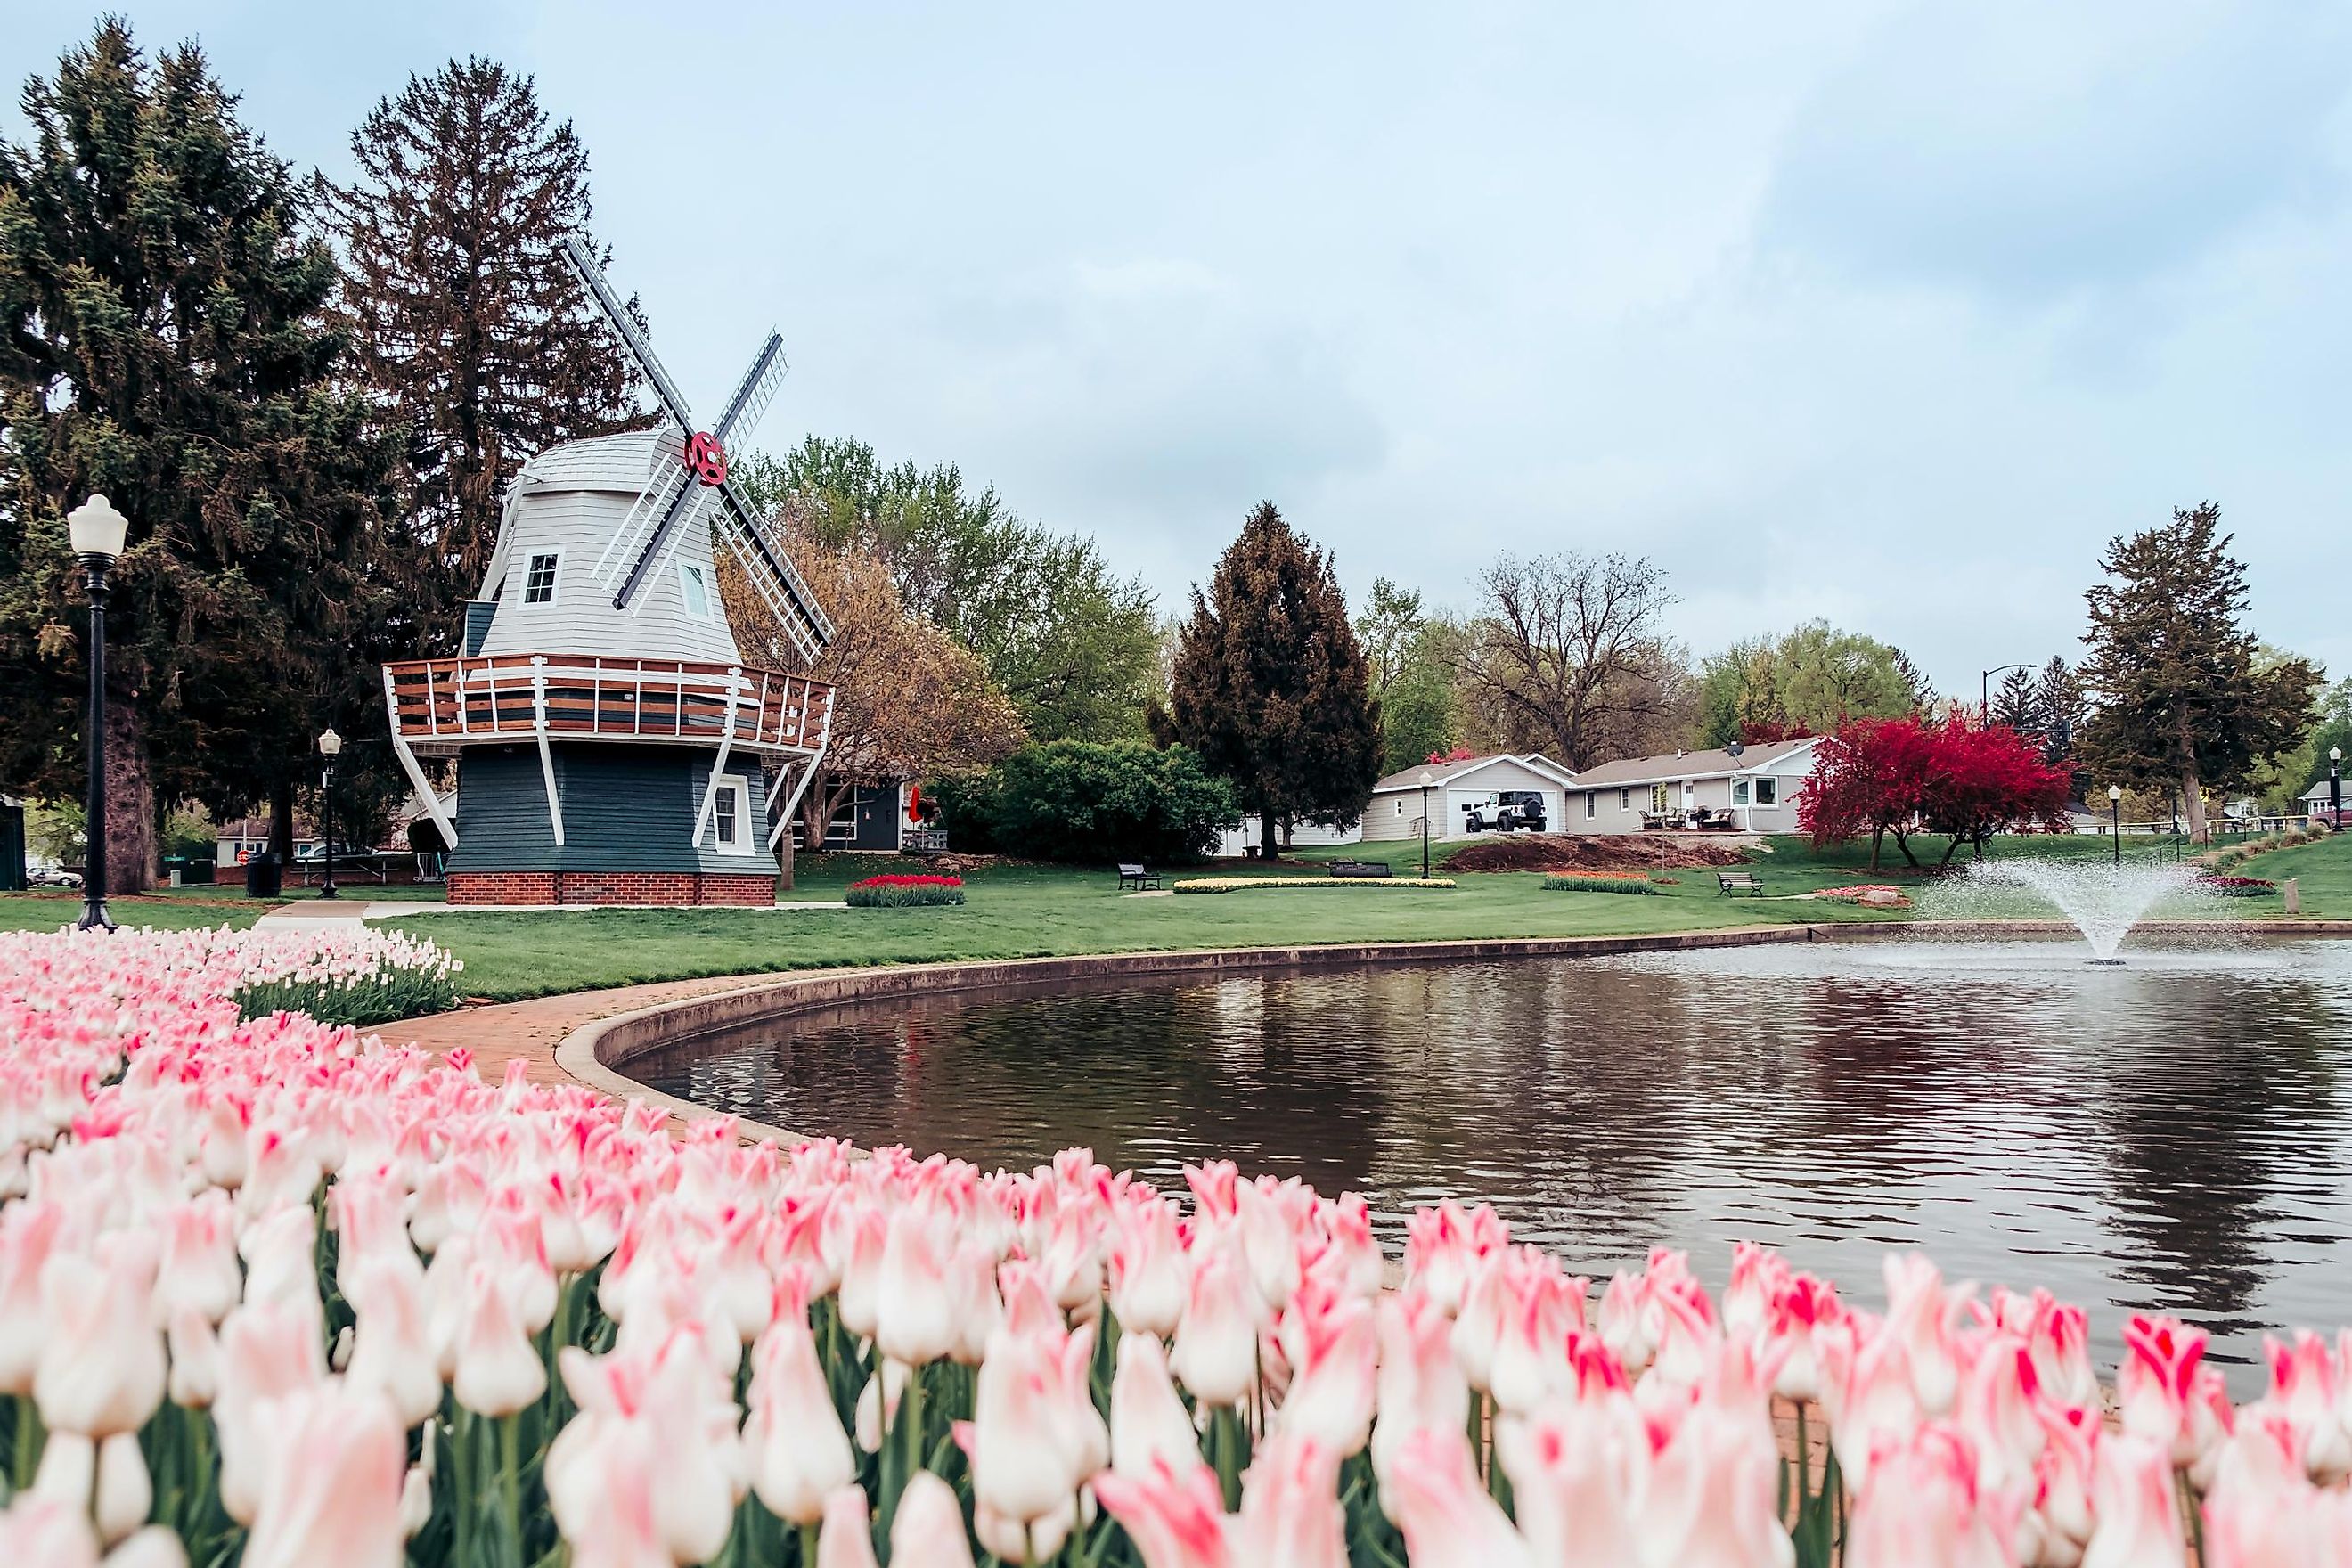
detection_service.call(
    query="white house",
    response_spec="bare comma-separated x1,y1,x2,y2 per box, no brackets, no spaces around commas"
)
1555,738,1823,836
1358,754,1582,845
2302,779,2344,819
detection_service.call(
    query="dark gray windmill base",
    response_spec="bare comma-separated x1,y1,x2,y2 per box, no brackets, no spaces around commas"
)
443,744,779,906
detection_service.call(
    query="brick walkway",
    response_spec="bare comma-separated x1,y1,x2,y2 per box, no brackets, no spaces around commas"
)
390,974,772,1091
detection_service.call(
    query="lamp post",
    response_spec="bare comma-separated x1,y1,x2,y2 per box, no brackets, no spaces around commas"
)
1981,663,2030,725
2331,746,2342,831
2108,783,2123,867
315,728,344,900
1418,769,1434,881
69,495,128,932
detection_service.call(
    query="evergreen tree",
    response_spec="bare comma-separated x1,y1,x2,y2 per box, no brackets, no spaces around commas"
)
2033,657,2083,773
319,58,644,648
1890,649,1935,713
0,20,398,891
1157,502,1382,858
1991,664,2038,731
2078,503,2319,838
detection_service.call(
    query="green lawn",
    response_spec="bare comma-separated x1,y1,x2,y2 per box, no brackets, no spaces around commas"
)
0,892,268,932
12,830,2345,996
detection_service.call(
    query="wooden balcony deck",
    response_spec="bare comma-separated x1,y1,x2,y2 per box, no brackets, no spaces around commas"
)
381,653,831,757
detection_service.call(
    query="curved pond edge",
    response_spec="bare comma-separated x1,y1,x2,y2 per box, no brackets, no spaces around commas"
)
553,918,2352,1141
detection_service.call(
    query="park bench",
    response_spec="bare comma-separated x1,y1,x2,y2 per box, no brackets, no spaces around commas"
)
1717,870,1764,897
1117,863,1160,892
1328,860,1395,878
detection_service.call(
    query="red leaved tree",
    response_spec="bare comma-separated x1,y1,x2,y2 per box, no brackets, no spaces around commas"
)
1800,715,2070,870
1917,716,2071,865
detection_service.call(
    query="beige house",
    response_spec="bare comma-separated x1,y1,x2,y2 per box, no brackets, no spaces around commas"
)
1558,738,1823,836
1360,754,1582,844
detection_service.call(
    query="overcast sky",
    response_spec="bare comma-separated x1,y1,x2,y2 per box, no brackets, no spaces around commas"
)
9,2,2349,691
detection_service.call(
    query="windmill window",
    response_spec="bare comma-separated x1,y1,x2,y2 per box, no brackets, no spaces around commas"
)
711,777,751,853
521,552,560,605
679,563,714,619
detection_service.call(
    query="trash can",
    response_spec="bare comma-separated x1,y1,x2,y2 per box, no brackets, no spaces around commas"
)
243,852,282,899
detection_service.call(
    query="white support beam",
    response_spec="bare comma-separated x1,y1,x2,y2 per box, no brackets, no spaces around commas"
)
691,669,747,847
530,657,566,847
384,668,461,850
768,704,834,850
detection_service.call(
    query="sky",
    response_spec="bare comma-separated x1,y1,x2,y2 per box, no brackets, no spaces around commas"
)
7,1,2350,691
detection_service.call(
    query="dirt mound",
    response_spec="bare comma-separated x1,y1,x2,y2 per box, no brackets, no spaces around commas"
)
1447,834,1753,873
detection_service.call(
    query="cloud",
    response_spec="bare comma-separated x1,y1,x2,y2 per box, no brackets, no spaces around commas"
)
1760,2,2351,298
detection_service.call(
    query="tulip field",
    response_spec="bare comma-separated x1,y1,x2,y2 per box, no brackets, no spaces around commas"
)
1,927,2348,1566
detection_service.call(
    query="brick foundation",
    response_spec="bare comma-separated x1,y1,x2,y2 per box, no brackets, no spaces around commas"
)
445,870,778,907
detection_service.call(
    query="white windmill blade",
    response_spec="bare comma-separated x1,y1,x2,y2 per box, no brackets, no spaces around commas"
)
714,503,830,663
560,233,698,431
626,484,721,617
594,448,693,585
710,332,788,445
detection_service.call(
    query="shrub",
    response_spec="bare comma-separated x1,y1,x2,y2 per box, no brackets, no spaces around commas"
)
947,740,1242,865
2199,874,2275,898
845,873,966,908
1172,876,1453,894
1540,872,1657,894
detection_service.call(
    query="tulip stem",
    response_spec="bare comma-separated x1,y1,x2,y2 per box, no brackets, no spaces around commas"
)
1208,1405,1245,1510
501,1409,523,1559
799,1521,820,1565
9,1395,42,1493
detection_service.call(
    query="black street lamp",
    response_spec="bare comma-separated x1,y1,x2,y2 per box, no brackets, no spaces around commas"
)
1981,663,2030,725
69,495,128,932
1418,768,1434,881
2109,783,2123,866
316,727,344,900
2331,746,2342,831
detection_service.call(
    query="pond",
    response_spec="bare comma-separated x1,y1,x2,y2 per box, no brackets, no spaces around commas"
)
638,934,2352,1379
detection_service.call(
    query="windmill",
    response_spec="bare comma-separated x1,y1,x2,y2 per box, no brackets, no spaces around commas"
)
378,238,837,906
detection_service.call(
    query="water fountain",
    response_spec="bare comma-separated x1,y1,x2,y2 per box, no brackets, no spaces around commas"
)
1936,859,2197,962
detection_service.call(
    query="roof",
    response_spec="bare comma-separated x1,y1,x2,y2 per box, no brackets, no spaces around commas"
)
1565,737,1820,789
1372,753,1580,793
511,427,680,494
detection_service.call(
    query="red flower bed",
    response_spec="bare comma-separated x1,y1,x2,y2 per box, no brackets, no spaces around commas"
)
849,874,964,890
846,872,965,907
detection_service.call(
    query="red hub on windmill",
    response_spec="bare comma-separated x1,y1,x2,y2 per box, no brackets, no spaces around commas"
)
684,430,729,486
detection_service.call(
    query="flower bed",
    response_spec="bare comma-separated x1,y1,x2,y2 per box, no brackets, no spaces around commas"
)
0,925,2344,1567
845,873,966,908
1539,871,1657,894
1817,884,1913,908
1171,876,1456,894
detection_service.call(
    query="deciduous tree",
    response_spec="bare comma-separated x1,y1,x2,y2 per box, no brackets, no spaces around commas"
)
1698,622,1920,747
742,437,1158,741
318,57,645,649
1354,576,1457,772
1455,552,1688,768
723,501,1024,884
1794,716,1940,871
1156,502,1382,858
0,20,398,891
1916,717,2070,865
2078,503,2319,838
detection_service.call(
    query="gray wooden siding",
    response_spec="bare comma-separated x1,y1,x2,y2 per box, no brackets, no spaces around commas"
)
476,487,744,666
447,744,770,873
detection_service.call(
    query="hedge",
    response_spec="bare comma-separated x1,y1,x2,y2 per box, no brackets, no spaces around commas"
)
1171,877,1455,894
1539,872,1657,895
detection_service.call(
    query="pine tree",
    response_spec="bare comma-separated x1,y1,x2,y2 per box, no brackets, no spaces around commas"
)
2033,657,2082,772
1991,664,2038,732
2078,503,2319,838
1157,502,1382,858
0,20,398,891
319,58,643,647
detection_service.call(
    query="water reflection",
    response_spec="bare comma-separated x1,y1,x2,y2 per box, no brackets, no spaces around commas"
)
639,937,2352,1381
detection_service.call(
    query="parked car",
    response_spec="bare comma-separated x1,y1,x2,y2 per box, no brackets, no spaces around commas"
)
291,841,380,870
1461,790,1548,833
27,864,80,890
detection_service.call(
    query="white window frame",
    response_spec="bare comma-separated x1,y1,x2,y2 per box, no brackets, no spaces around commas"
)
1585,790,1597,819
1620,788,1631,812
519,549,562,607
1754,776,1780,807
709,776,753,855
678,561,714,620
1732,779,1751,806
1395,799,1404,816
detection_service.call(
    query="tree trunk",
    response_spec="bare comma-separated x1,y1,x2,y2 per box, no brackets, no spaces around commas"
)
1259,804,1279,862
103,698,155,895
775,768,796,893
1868,827,1883,871
2181,767,2207,841
268,776,297,865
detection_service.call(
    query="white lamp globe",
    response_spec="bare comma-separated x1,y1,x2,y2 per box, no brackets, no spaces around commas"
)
2107,784,2123,803
318,728,343,758
66,494,128,560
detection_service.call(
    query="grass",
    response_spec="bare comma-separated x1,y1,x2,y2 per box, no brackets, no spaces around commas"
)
11,831,2347,999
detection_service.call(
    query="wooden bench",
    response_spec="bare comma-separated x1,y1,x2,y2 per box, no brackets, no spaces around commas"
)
1717,870,1764,896
1328,860,1394,878
1117,863,1160,891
